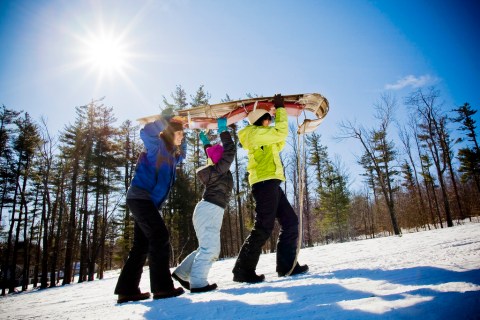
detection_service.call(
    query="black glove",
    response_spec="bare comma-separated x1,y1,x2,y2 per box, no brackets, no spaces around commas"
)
161,107,175,122
273,94,284,109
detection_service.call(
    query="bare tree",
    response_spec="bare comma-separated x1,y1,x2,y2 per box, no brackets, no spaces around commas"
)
398,117,428,227
405,88,453,227
338,94,401,235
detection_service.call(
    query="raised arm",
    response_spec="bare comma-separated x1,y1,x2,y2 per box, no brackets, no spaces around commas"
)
140,119,165,150
214,130,235,174
239,107,288,149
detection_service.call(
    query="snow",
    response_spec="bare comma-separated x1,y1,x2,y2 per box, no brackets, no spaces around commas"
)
1,223,480,320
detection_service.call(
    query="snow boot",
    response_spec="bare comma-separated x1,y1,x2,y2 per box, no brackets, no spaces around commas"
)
153,287,184,299
233,269,265,283
190,283,217,293
172,272,190,290
117,292,151,304
277,263,309,277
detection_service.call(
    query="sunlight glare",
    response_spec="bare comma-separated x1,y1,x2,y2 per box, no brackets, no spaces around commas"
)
85,34,127,74
337,294,434,314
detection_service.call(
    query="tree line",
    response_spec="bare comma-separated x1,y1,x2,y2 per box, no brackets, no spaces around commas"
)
0,85,478,295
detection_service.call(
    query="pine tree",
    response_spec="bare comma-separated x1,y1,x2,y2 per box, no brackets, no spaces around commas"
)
88,103,121,281
319,161,350,242
116,120,141,264
0,106,21,296
34,118,59,288
452,103,480,193
358,154,377,237
306,132,330,244
60,102,90,285
9,113,41,291
0,106,22,226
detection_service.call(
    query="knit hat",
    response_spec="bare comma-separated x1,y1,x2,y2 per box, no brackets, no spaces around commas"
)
247,109,269,125
206,144,224,164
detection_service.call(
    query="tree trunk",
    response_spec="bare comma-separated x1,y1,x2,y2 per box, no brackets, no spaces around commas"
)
232,127,244,245
4,157,22,295
63,159,79,285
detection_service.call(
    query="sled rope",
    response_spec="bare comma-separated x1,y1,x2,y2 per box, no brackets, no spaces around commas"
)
285,111,307,276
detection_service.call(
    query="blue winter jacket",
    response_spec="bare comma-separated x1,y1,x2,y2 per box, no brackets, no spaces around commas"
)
127,120,186,208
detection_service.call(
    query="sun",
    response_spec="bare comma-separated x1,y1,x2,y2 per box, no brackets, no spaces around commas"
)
67,10,148,97
84,33,128,75
74,24,135,83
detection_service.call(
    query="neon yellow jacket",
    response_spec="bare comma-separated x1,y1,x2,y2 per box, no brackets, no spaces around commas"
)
238,108,288,185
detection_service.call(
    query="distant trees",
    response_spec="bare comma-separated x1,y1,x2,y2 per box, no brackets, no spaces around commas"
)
406,88,454,227
0,86,478,295
336,88,478,239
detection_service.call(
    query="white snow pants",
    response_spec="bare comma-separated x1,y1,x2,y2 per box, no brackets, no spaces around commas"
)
174,200,224,288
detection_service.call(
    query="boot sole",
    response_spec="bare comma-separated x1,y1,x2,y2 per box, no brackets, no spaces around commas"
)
233,274,265,283
190,283,217,293
117,292,151,303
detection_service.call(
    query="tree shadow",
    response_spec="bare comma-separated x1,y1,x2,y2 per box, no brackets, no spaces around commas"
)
141,266,480,320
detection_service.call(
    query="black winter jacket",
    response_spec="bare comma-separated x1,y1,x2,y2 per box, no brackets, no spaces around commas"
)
197,131,235,209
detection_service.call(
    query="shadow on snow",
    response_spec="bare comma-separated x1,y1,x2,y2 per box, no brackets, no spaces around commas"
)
140,266,480,320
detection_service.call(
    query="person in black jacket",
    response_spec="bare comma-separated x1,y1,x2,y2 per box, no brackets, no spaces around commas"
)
172,118,234,293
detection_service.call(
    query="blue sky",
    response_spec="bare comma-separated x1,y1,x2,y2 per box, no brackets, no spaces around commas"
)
1,0,479,189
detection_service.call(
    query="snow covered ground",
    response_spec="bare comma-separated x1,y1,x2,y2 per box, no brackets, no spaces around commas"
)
2,222,480,320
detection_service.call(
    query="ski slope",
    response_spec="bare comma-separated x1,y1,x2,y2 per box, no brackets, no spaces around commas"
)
1,222,479,319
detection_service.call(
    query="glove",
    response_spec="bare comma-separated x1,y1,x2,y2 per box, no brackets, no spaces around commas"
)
161,107,174,117
273,94,284,109
217,118,227,134
199,131,210,146
161,107,174,123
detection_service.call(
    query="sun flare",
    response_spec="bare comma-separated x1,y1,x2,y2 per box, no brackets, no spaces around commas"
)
68,8,149,96
84,34,128,74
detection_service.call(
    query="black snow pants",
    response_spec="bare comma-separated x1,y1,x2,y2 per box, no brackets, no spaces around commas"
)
114,199,174,295
233,179,299,274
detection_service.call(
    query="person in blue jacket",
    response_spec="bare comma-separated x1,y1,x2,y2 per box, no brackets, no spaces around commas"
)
115,112,187,303
172,118,234,293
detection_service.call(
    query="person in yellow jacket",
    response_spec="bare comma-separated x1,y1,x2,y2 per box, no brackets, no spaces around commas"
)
232,94,308,283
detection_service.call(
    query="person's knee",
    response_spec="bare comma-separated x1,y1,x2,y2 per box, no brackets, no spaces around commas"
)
251,227,271,242
278,225,298,245
196,246,219,262
127,249,149,261
285,219,299,232
281,213,299,231
149,233,170,250
254,215,276,233
210,253,220,262
282,223,298,237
